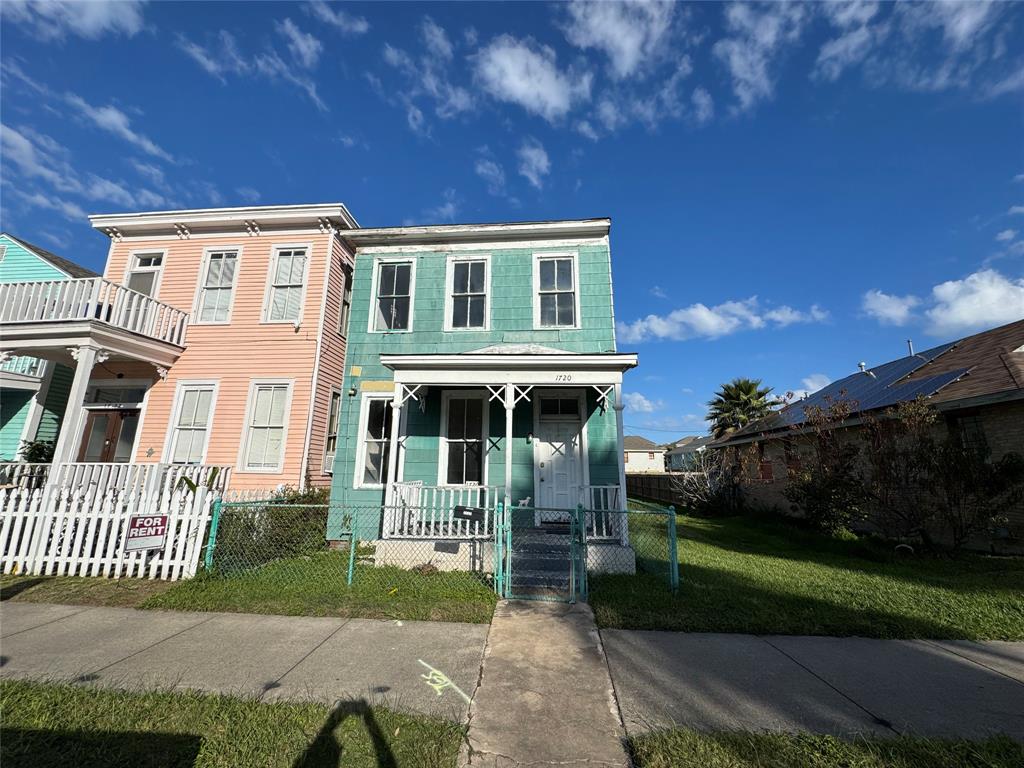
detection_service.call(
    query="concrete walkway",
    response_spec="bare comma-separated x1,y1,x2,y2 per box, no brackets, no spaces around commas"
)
0,602,487,722
462,601,629,767
604,630,1024,741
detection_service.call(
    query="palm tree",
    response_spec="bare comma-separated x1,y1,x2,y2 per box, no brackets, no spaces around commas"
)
706,378,774,439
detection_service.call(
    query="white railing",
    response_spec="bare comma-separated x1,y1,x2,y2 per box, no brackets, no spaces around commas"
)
0,462,230,579
0,462,51,489
581,485,626,541
0,278,189,347
0,355,46,378
386,482,502,538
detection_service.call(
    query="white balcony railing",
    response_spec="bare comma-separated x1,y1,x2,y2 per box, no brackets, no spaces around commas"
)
387,482,502,538
0,355,47,378
0,278,188,347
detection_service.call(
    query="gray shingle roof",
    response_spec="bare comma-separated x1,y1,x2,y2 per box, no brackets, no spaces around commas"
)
2,233,99,278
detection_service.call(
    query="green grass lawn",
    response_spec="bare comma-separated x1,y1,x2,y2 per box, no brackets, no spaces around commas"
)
0,679,461,768
629,728,1024,768
1,551,496,624
590,511,1024,639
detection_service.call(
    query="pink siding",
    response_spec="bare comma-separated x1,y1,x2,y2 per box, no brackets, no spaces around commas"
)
103,231,341,490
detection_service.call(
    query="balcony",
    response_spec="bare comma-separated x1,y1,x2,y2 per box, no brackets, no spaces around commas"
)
0,278,188,348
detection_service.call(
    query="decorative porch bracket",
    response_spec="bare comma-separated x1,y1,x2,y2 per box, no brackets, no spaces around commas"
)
486,385,504,404
591,385,614,413
512,385,533,407
399,384,423,407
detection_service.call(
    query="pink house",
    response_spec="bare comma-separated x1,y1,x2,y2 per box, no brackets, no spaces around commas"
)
1,204,358,491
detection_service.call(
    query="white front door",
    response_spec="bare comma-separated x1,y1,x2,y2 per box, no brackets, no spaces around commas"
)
536,416,583,522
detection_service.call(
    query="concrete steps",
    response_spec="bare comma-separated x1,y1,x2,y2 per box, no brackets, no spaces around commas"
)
509,525,573,595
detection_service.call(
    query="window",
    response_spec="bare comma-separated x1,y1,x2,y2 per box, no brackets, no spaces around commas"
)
126,252,164,297
357,396,394,486
535,255,576,328
324,389,342,473
648,452,655,460
446,258,487,330
168,384,216,464
373,261,413,331
0,244,7,262
338,264,353,335
442,395,485,485
266,248,308,322
197,250,238,323
241,382,291,471
539,397,580,419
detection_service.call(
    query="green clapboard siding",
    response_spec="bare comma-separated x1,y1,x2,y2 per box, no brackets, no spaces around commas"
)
0,235,76,457
329,241,622,537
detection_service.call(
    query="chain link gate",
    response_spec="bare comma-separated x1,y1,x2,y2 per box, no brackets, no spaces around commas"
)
493,503,588,602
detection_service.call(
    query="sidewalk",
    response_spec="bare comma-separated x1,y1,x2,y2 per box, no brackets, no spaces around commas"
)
0,602,487,722
462,601,629,767
604,629,1024,741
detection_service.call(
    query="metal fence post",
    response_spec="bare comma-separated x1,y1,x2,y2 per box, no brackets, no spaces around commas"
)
493,502,504,597
576,503,588,602
346,511,357,587
204,497,223,571
667,505,679,593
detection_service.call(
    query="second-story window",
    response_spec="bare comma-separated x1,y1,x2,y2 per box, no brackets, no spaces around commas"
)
447,258,487,330
338,264,353,336
127,252,164,297
536,255,577,328
266,247,307,323
197,250,238,323
374,261,412,331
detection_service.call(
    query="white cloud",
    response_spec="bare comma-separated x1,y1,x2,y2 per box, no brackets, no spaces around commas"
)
713,2,808,113
925,269,1024,336
254,50,326,110
64,94,172,161
421,16,454,61
176,30,248,83
14,190,87,221
424,188,459,223
691,87,714,124
1010,206,1024,216
517,137,550,189
473,35,591,122
561,0,675,80
996,229,1018,242
623,393,664,413
575,120,599,141
1014,173,1024,183
2,0,146,41
617,296,828,343
650,285,668,299
305,0,369,35
474,149,506,196
235,186,261,203
276,18,322,69
129,160,166,187
861,289,920,325
802,373,832,392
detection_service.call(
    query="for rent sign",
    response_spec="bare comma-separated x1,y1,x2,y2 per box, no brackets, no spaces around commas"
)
124,514,169,552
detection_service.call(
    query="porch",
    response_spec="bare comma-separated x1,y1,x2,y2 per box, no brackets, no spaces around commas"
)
0,277,189,464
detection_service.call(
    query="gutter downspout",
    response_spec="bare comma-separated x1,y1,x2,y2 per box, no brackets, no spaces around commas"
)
299,228,336,489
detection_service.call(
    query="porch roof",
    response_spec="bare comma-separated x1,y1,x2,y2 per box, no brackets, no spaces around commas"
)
379,350,638,386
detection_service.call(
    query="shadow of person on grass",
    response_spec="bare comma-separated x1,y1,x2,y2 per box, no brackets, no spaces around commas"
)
0,578,47,601
292,698,396,768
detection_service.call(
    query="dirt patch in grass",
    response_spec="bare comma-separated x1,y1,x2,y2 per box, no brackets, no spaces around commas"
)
629,728,1024,768
1,679,462,768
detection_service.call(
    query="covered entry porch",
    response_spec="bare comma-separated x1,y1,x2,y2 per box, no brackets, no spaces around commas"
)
374,347,637,551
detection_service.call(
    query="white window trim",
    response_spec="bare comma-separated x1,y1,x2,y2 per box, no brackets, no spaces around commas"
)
161,379,219,465
123,248,167,299
261,243,313,326
192,245,243,325
368,256,417,334
532,250,582,330
443,253,491,332
237,378,294,473
322,387,343,475
437,390,490,486
353,391,397,489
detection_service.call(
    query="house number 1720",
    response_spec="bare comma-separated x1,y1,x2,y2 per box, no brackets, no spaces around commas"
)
554,374,573,382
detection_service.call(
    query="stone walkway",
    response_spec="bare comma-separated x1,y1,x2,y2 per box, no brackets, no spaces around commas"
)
461,600,629,767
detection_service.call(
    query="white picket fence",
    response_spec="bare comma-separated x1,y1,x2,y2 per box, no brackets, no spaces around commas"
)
0,462,231,580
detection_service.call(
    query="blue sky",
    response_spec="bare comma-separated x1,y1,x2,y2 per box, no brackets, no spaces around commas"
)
2,1,1023,442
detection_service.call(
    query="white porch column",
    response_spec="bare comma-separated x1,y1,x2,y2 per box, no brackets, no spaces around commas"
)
51,345,108,465
383,383,404,509
504,383,514,509
613,382,627,513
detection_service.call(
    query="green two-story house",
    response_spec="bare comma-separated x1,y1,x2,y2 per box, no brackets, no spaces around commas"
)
328,218,636,566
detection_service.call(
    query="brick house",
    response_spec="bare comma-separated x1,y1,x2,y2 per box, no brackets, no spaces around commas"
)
715,319,1024,545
